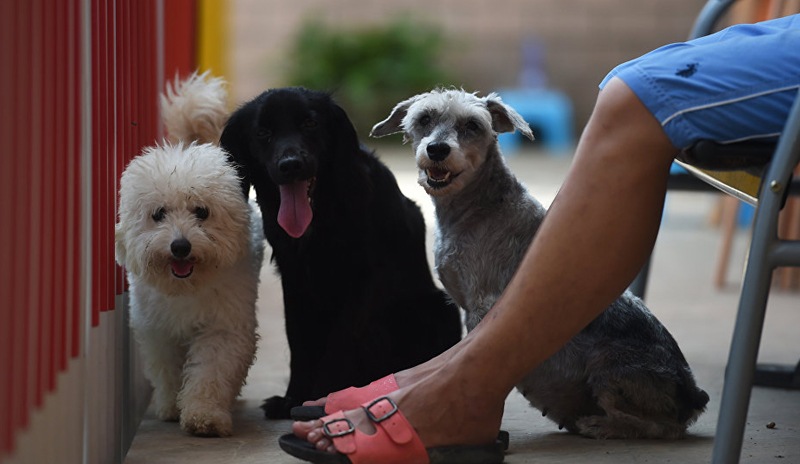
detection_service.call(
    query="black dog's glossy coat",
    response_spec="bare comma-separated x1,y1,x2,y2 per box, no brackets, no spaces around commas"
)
220,87,462,419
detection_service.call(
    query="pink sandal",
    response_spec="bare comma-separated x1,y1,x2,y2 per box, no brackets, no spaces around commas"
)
279,396,504,464
290,374,510,450
290,374,399,421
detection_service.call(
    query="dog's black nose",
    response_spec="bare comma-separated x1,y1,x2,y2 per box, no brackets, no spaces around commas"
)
278,157,303,175
426,142,451,161
170,238,192,259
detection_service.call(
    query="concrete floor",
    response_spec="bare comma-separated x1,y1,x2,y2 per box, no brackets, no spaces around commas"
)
124,148,800,464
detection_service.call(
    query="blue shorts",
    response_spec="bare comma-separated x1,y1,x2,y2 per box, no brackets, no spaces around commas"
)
600,14,800,149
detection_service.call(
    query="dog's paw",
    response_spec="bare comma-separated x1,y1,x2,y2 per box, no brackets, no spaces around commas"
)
261,395,294,420
575,415,652,439
154,402,180,422
180,407,233,437
151,384,181,421
575,416,616,439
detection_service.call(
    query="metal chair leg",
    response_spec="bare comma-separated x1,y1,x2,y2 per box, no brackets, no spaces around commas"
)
711,95,800,464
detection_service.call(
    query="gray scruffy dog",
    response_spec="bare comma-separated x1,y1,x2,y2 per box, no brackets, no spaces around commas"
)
371,88,710,439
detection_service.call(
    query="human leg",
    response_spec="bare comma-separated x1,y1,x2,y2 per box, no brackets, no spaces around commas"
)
289,76,679,455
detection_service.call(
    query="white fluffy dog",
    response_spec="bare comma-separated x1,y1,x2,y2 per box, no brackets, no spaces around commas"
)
115,72,265,437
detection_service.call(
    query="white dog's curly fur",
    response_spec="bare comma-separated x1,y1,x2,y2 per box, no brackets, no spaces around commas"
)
115,72,265,437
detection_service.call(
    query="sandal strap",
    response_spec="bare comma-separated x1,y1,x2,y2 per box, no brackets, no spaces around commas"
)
364,397,414,445
321,412,358,454
326,374,398,414
319,397,428,464
322,416,356,438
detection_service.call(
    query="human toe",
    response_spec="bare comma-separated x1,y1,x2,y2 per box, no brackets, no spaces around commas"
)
291,419,321,439
301,397,326,407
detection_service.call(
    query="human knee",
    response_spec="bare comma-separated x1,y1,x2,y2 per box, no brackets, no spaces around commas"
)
587,78,674,152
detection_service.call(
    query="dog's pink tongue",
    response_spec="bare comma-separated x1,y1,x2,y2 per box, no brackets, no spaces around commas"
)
278,181,312,238
171,260,193,278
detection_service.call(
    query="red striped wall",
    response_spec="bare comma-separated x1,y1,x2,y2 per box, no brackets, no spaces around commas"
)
0,0,83,452
0,1,197,461
0,0,10,450
165,0,199,81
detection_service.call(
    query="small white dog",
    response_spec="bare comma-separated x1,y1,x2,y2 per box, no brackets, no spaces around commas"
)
115,72,265,437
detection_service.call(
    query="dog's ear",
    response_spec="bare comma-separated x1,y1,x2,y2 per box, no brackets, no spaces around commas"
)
327,100,362,151
220,104,255,199
485,94,535,141
370,94,424,138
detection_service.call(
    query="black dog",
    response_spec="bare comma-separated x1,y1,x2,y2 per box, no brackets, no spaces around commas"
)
220,87,462,419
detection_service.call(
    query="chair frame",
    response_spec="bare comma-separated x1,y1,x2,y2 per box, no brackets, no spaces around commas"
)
711,81,800,464
630,1,800,461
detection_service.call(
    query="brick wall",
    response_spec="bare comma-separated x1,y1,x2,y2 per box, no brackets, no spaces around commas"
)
229,0,706,129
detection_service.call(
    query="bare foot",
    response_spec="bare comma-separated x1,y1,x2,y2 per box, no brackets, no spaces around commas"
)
293,362,506,455
300,343,460,408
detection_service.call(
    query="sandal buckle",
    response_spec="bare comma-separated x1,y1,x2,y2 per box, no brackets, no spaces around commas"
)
322,418,355,438
365,397,398,423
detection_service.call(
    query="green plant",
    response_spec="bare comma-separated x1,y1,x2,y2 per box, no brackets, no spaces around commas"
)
285,16,455,139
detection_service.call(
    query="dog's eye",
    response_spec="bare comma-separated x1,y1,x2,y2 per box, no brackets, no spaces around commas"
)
194,207,209,220
256,128,272,139
418,114,431,127
465,120,480,133
302,119,317,130
152,207,166,222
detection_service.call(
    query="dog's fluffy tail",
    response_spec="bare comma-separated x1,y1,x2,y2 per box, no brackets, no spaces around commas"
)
160,70,228,145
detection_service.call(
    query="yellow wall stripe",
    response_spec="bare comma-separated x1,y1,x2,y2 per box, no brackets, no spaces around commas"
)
196,0,228,79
